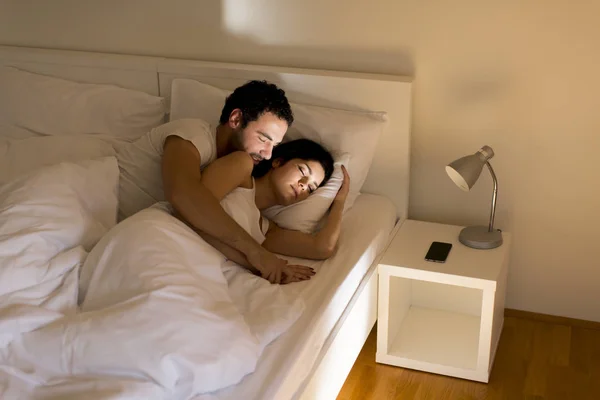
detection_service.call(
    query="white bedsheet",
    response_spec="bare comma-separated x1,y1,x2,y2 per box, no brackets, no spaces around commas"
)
0,203,304,399
0,247,85,348
0,191,395,399
199,193,397,400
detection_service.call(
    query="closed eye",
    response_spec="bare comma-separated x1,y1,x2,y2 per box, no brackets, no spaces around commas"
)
258,131,273,144
298,166,315,193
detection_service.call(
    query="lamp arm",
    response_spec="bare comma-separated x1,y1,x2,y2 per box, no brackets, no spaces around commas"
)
485,161,498,232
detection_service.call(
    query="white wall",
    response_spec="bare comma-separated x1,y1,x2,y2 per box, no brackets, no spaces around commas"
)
2,0,599,322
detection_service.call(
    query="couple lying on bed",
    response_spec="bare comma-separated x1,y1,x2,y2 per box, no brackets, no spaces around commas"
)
117,79,347,284
176,137,349,284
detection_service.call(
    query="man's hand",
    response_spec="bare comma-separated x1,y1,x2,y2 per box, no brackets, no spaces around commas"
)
281,264,315,284
246,248,288,284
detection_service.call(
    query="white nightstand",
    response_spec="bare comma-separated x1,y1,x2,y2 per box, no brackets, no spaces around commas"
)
376,219,511,382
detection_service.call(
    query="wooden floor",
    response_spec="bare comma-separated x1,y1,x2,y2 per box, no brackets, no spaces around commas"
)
337,316,600,400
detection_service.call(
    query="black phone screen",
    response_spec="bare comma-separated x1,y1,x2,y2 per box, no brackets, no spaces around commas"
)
425,241,452,263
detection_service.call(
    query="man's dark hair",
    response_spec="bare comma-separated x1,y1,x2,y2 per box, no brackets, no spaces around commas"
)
219,80,293,128
253,139,334,188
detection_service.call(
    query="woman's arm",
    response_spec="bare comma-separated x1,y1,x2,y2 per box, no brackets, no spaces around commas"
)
262,166,350,260
199,150,254,199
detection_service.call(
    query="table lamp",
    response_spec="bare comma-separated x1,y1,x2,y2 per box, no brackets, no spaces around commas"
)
445,145,503,249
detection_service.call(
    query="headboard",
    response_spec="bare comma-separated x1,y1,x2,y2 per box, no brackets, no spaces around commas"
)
0,45,161,95
0,45,412,217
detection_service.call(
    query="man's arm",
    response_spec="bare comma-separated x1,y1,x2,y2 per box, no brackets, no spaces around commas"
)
161,136,285,283
170,191,315,284
194,229,314,284
171,207,257,272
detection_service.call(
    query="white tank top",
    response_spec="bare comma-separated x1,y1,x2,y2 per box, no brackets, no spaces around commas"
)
219,179,269,245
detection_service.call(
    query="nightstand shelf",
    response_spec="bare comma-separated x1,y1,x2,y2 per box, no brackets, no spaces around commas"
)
387,306,480,370
376,220,511,382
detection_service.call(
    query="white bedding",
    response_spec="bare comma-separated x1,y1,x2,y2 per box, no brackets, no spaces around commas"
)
0,132,396,399
0,189,395,400
0,59,406,399
0,201,304,399
200,193,397,400
0,135,117,185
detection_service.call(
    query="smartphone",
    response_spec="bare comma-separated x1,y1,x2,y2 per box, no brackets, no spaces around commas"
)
425,241,452,263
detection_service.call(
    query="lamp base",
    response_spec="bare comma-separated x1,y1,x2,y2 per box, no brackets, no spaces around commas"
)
459,226,503,249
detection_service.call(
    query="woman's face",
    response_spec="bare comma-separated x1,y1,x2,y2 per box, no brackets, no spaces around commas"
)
270,158,326,206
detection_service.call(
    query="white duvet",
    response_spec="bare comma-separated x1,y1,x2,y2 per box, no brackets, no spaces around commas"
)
0,159,304,399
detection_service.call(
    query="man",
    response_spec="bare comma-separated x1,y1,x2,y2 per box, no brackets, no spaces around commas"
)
116,80,296,284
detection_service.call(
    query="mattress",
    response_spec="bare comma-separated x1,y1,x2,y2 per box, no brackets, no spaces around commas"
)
200,193,398,400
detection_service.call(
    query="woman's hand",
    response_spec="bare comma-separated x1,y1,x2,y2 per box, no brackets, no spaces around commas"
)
334,165,350,204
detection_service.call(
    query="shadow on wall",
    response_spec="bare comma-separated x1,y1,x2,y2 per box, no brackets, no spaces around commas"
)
0,0,414,77
216,0,414,75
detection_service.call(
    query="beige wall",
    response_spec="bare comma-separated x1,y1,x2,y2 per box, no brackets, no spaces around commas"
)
2,0,599,322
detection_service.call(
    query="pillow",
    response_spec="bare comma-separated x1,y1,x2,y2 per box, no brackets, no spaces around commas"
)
169,79,388,229
284,103,387,196
0,66,167,141
0,135,116,185
261,154,349,233
170,77,225,129
0,157,119,297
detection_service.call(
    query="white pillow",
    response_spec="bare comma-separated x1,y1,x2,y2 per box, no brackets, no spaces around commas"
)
0,157,119,297
169,79,387,229
170,79,387,192
284,103,387,196
262,154,349,233
170,77,225,129
0,66,167,141
0,135,116,185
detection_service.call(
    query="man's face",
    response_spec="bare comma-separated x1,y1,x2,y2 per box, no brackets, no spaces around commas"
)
231,111,288,164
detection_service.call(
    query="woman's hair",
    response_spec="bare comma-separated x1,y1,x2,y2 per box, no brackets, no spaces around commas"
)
252,139,335,187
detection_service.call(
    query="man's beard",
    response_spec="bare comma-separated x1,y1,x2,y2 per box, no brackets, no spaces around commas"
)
249,154,263,164
233,127,262,164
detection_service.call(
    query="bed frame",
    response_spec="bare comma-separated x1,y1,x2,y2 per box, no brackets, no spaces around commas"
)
0,45,412,399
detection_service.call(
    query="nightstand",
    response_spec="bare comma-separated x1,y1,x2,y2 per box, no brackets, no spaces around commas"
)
376,219,511,382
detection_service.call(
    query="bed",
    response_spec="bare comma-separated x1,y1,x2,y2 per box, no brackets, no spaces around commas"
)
0,45,412,399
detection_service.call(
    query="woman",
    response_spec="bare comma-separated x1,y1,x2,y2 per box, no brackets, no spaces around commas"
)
186,138,349,284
